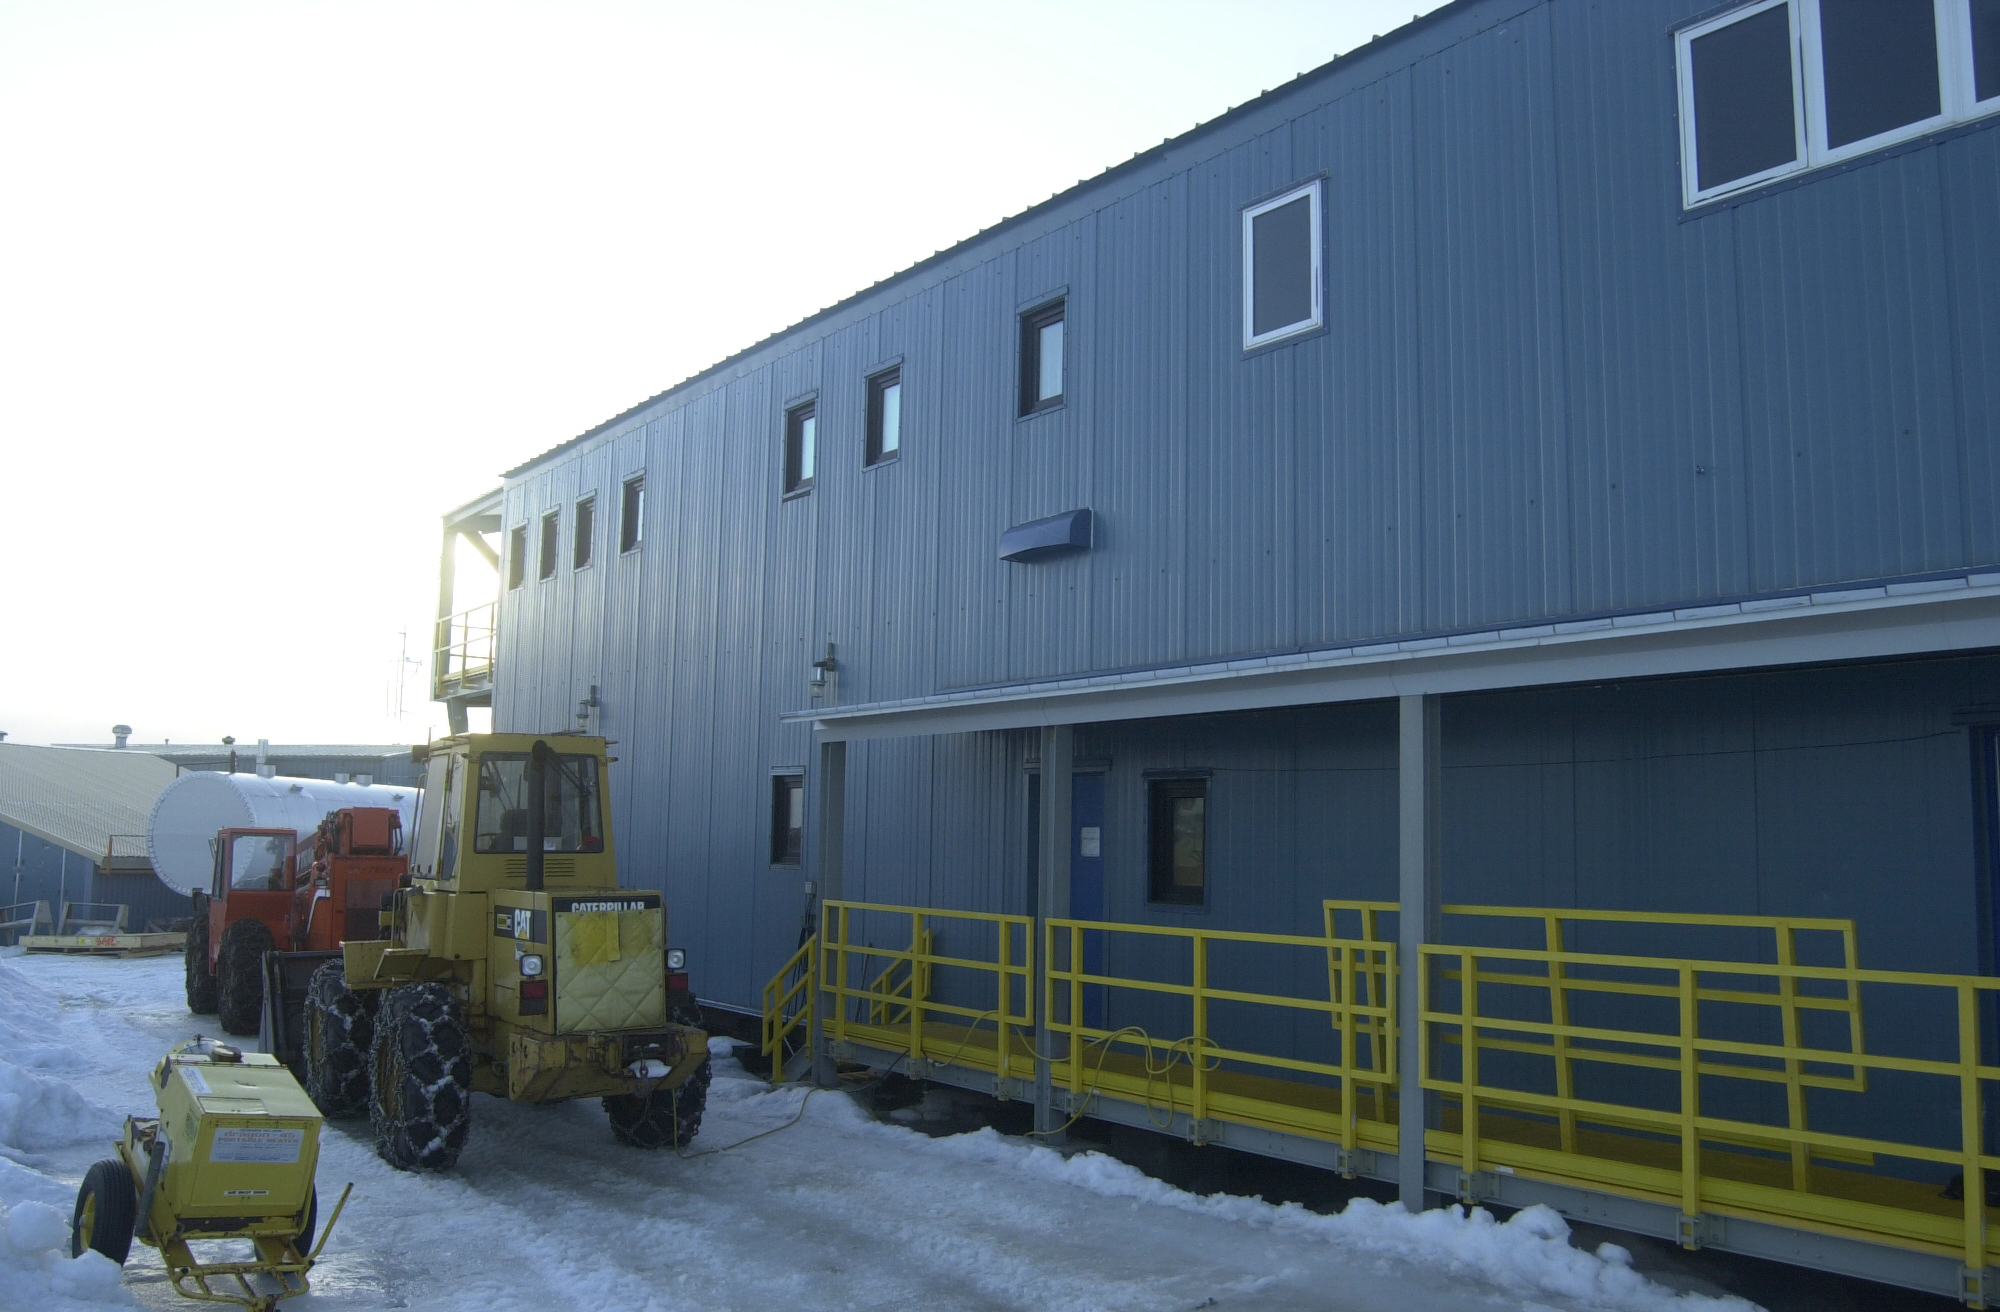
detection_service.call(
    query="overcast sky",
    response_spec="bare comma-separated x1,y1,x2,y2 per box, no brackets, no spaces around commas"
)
0,0,1445,749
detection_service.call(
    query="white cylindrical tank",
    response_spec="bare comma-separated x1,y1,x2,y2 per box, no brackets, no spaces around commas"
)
147,773,423,897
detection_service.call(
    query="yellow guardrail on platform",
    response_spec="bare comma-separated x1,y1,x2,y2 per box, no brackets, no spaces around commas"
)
1420,941,2000,1274
820,901,1035,1083
1043,918,1396,1158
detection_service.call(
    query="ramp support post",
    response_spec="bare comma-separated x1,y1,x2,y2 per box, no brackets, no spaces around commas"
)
812,737,847,1087
1398,694,1442,1211
1034,724,1073,1142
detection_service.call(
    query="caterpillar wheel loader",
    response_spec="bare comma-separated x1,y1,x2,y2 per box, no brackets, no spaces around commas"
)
302,732,710,1171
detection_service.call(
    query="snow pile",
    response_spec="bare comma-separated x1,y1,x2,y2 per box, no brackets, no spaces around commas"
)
0,1197,136,1310
854,1117,1755,1312
0,960,123,1154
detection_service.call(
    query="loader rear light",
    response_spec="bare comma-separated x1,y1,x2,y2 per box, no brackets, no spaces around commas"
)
520,980,548,1000
666,972,690,993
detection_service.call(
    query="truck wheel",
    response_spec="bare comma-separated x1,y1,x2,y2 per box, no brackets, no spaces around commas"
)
604,1057,711,1150
71,1158,137,1265
184,905,218,1015
215,919,273,1036
369,982,472,1171
304,961,375,1119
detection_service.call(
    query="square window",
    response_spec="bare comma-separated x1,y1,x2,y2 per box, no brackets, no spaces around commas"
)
620,474,644,553
784,402,816,495
507,524,527,589
1810,0,1941,152
1147,778,1206,906
572,495,595,570
538,510,559,581
1019,301,1065,415
866,368,902,465
1242,181,1322,348
1681,1,1803,200
770,773,804,866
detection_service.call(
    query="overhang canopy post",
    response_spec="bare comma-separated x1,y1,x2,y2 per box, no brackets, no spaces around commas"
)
812,736,847,1087
1034,724,1073,1141
1398,693,1442,1210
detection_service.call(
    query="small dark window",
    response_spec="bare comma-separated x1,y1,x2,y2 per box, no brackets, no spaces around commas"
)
770,773,804,866
1689,4,1798,194
538,510,559,581
1019,301,1064,416
1147,778,1206,906
1818,0,1940,150
507,525,526,589
572,496,595,570
1244,184,1319,345
1977,0,2000,103
866,368,902,465
620,474,644,553
784,402,816,495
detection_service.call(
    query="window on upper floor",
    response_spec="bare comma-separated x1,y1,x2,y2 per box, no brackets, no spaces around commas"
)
1242,180,1322,349
784,401,816,496
1678,0,2000,207
538,510,559,581
572,495,595,570
507,525,526,589
866,367,902,466
620,474,644,553
1019,300,1065,416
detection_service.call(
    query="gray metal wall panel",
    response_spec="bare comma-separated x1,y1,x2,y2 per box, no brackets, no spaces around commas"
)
1736,152,1966,591
1940,125,2000,568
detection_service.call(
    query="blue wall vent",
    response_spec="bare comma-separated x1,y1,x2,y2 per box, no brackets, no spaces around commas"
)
1000,508,1092,562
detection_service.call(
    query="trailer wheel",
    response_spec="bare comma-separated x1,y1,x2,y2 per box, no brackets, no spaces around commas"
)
184,902,218,1015
293,1185,318,1256
304,960,375,1119
71,1158,136,1266
604,1057,711,1150
369,982,472,1171
215,918,273,1036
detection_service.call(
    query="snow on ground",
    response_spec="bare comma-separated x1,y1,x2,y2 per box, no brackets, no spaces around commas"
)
0,950,1762,1312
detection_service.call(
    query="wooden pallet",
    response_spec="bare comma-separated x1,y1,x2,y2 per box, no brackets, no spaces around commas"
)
20,931,187,958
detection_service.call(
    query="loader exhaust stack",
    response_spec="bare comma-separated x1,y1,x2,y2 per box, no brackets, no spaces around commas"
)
525,739,550,891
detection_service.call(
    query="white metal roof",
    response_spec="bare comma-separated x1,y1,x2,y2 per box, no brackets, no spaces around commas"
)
0,743,180,863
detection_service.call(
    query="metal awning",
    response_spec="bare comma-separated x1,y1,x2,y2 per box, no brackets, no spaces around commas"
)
787,573,2000,742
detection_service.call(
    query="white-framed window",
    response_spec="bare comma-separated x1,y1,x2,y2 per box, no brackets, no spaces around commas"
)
1679,0,2000,208
1241,180,1322,350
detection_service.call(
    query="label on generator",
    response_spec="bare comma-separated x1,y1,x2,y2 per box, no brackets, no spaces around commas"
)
210,1127,304,1164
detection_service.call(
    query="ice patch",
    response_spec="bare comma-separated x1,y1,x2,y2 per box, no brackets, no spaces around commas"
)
0,1197,136,1309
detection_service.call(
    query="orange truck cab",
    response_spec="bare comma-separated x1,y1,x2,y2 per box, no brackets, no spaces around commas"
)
184,809,408,1046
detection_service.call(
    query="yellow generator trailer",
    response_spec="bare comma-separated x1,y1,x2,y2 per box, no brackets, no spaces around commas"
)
302,732,711,1170
71,1037,350,1311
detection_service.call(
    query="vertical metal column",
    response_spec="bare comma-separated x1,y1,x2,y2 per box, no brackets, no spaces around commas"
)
1034,724,1074,1140
1397,693,1442,1210
812,737,848,1087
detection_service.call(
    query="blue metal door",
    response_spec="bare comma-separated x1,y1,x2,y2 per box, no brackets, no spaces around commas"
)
1071,773,1106,1031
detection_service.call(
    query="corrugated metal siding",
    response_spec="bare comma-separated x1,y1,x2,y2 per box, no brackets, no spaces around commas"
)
487,0,2000,1007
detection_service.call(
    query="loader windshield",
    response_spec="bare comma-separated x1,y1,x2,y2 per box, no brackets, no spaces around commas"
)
227,834,291,891
473,752,603,854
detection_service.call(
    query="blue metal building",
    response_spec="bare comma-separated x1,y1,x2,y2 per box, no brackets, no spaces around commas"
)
446,1,2000,1299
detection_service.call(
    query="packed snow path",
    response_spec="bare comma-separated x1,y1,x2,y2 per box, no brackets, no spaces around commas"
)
0,952,1760,1312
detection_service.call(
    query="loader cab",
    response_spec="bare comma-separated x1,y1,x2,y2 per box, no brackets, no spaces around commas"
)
410,732,617,894
212,829,301,897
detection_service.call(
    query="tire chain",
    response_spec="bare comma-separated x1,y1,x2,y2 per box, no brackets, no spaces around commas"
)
371,983,472,1171
304,962,374,1119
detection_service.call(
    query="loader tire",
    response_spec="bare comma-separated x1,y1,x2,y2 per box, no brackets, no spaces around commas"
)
71,1158,136,1266
304,960,375,1119
370,982,472,1171
184,907,218,1015
215,918,273,1037
604,1056,711,1150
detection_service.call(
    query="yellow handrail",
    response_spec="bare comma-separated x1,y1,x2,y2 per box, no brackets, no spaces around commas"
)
433,602,496,697
761,933,817,1085
1045,917,1396,1157
821,901,1034,1081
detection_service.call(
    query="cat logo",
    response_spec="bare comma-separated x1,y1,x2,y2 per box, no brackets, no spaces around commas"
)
493,907,547,943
